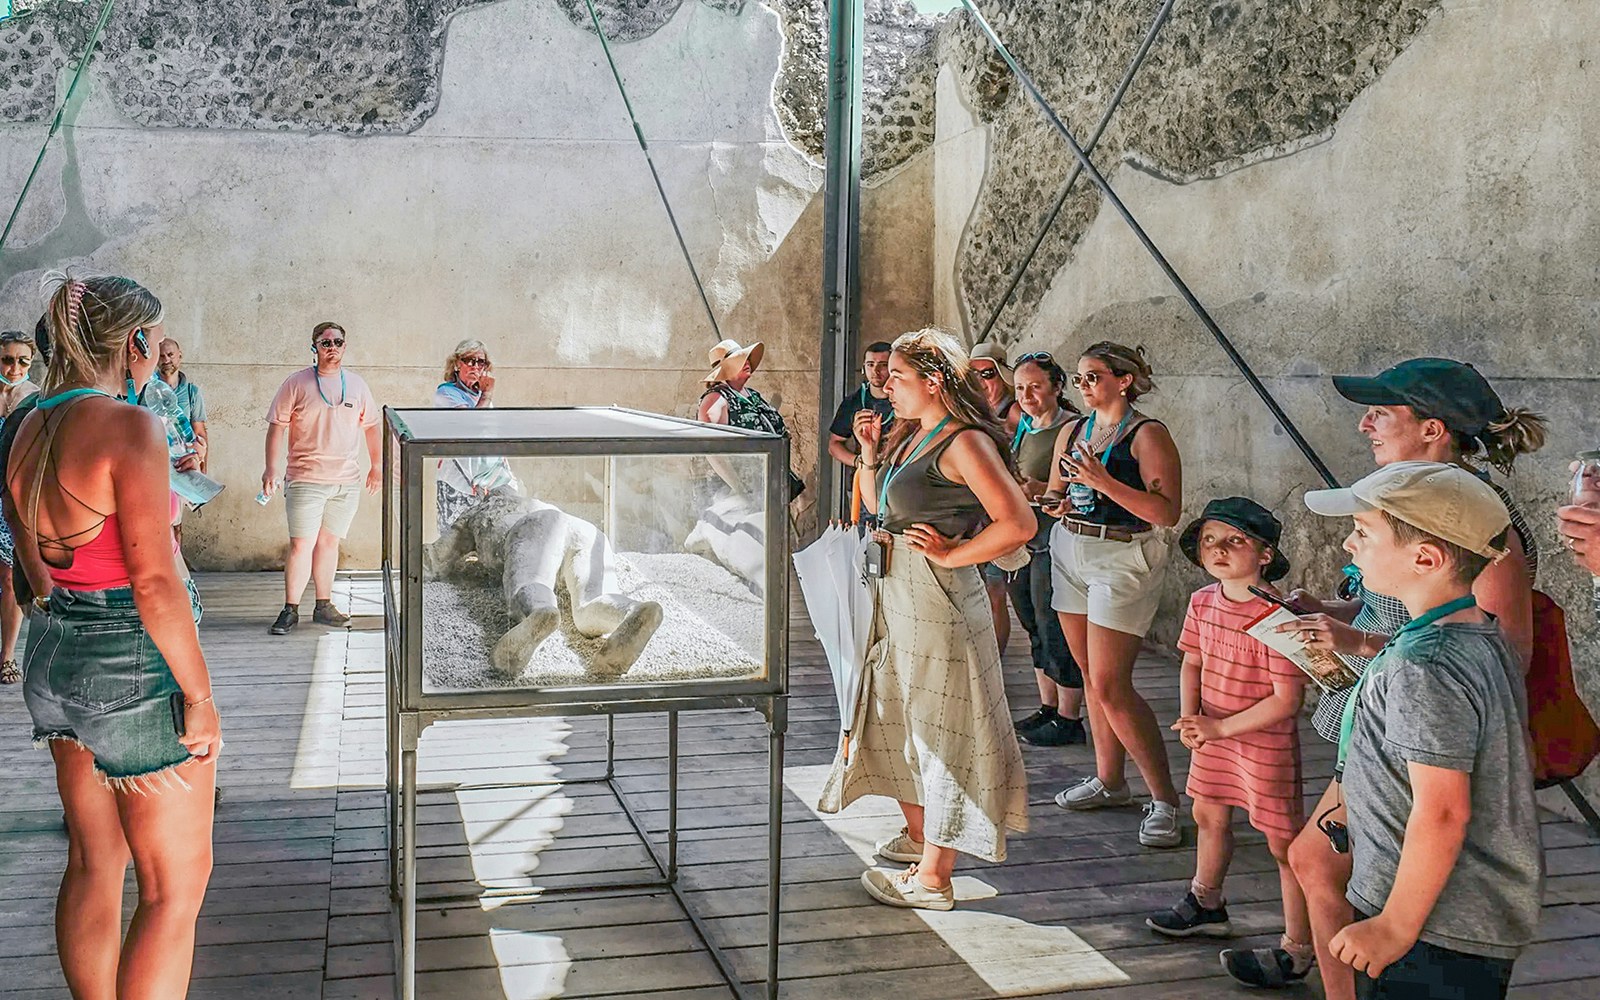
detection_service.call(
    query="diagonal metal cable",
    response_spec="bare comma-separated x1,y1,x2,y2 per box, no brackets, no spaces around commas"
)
960,0,1340,488
580,0,722,342
0,0,117,259
977,0,1177,344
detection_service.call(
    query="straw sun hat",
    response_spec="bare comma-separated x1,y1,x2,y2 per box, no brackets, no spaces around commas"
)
703,339,765,384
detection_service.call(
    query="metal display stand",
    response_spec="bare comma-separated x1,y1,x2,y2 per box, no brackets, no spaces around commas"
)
382,406,789,1000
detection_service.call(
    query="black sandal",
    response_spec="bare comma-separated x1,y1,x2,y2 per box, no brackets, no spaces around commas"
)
1220,947,1312,988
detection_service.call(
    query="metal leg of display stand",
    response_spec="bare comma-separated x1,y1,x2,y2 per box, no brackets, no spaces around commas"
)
391,701,785,1000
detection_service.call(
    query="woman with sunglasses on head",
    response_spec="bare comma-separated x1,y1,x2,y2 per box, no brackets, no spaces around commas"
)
1040,341,1184,849
1279,358,1544,1000
1007,351,1087,746
822,327,1033,911
5,272,218,999
0,329,40,684
432,339,518,534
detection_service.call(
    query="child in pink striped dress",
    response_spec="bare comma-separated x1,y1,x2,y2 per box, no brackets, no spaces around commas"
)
1146,497,1314,989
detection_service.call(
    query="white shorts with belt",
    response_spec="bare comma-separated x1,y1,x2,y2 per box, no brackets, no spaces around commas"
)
1049,522,1172,637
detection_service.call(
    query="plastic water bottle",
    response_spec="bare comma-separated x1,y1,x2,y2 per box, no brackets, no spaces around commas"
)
137,377,197,461
255,491,272,506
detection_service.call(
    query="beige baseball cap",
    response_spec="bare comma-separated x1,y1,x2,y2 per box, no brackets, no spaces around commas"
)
969,341,1014,386
1303,461,1511,559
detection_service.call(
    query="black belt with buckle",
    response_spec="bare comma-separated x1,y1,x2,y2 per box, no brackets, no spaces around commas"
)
1061,519,1147,543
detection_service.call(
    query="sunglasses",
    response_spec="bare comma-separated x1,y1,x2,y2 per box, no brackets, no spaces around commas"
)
316,338,345,349
972,366,999,380
0,355,32,367
1070,371,1109,388
459,357,490,368
1015,351,1055,366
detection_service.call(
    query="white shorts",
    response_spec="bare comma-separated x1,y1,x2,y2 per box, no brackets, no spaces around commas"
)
284,481,361,540
1049,524,1171,637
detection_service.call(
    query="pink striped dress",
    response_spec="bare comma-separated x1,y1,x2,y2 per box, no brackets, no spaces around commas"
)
1177,584,1305,839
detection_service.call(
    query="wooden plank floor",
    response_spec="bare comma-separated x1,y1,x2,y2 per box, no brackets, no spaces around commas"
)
1,571,1598,999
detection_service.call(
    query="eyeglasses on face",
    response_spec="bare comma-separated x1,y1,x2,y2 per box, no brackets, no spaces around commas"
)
316,338,345,349
459,357,490,368
1015,351,1055,367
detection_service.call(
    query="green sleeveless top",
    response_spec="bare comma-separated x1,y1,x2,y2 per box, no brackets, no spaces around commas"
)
702,384,788,438
876,432,984,538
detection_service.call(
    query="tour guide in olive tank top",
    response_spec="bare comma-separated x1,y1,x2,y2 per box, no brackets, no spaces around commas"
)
876,429,986,538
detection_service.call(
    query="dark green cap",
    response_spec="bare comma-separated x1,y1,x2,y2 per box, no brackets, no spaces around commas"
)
1332,358,1505,438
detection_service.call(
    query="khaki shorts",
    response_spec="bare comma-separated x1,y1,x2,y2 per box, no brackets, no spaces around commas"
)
1049,524,1171,637
284,481,361,540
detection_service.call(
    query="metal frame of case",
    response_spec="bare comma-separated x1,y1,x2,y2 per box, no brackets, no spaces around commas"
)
382,406,789,1000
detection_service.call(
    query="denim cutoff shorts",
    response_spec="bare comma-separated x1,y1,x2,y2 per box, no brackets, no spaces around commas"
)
23,582,204,788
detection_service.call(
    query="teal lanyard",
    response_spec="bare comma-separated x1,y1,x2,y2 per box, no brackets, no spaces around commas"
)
880,415,952,518
37,387,112,410
1077,408,1134,464
1336,594,1477,770
315,368,346,407
1011,409,1067,452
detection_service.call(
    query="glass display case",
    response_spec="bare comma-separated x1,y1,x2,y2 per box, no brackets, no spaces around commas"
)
381,406,788,1000
384,405,789,712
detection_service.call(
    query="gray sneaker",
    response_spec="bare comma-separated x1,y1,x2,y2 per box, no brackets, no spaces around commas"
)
1139,800,1183,848
1054,777,1133,811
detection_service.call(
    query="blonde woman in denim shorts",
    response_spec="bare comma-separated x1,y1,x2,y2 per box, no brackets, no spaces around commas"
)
4,272,218,999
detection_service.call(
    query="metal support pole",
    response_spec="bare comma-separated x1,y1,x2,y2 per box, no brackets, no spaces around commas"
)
818,0,865,521
1559,778,1600,840
959,0,1341,489
765,698,787,999
604,711,616,781
667,710,680,881
400,746,418,1000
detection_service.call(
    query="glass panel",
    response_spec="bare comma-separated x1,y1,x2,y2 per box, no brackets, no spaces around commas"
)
418,449,769,694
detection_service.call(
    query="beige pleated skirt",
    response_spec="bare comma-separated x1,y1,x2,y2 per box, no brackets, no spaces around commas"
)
818,537,1029,863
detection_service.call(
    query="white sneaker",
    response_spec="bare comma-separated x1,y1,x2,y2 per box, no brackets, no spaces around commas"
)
861,866,954,911
1054,777,1134,811
874,828,925,864
1139,800,1183,848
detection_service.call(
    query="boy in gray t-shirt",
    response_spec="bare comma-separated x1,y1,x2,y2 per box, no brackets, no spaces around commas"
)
1304,462,1542,1000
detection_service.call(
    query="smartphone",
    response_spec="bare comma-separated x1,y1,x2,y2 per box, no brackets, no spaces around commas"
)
169,691,186,736
1248,585,1307,615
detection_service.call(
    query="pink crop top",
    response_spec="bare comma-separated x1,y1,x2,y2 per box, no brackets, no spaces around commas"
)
50,493,182,592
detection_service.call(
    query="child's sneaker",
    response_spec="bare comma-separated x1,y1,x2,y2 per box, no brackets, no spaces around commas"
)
1220,947,1313,987
874,828,924,863
1020,716,1087,746
1139,800,1183,848
1054,777,1132,810
861,866,954,911
1145,892,1232,937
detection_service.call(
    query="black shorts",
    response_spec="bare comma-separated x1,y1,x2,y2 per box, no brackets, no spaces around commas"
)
1355,932,1514,1000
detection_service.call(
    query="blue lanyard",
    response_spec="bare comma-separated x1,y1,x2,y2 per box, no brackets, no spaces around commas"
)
1077,408,1134,464
1011,409,1066,452
37,387,113,410
314,368,346,408
1336,593,1477,769
880,416,952,516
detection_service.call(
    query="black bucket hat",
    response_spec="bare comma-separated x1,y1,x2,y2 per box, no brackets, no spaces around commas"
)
1180,497,1290,582
1332,357,1505,438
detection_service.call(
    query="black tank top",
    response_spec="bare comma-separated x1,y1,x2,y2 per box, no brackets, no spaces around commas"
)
1060,415,1160,530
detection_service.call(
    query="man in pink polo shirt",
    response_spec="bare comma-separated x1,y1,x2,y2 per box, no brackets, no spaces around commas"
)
261,322,381,634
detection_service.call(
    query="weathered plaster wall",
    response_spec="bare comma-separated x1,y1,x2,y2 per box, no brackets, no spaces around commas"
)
0,0,934,569
934,0,1600,799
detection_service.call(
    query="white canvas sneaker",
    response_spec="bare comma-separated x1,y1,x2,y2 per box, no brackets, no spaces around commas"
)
1139,800,1183,848
1054,776,1134,811
861,867,955,911
874,828,925,863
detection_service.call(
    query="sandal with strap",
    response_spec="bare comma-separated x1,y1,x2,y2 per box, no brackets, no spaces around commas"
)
0,660,19,685
1220,946,1312,988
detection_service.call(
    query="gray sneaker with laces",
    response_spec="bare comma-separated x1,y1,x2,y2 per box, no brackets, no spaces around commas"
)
1054,777,1133,811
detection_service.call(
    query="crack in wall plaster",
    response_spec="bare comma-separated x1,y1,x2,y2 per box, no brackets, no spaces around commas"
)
0,75,107,286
